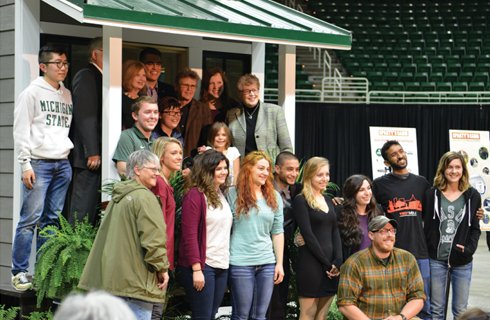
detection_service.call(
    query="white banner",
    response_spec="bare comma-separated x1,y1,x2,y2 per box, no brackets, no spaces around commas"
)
449,130,490,231
370,127,419,180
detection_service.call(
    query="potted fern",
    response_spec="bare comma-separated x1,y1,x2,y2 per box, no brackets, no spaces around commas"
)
33,215,98,308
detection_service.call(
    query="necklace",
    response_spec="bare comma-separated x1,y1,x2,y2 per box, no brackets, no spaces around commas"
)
245,105,259,119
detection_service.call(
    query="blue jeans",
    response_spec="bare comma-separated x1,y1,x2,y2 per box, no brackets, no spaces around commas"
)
229,264,275,320
417,259,432,320
123,297,153,320
11,159,72,274
177,264,229,320
430,259,472,320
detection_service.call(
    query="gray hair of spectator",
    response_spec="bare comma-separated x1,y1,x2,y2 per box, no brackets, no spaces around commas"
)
459,309,490,320
236,74,260,92
139,47,162,62
175,67,199,85
126,150,160,180
275,151,298,168
53,291,136,320
87,37,102,61
131,96,157,114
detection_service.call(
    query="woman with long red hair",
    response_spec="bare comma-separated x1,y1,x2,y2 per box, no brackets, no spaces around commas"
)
226,150,285,320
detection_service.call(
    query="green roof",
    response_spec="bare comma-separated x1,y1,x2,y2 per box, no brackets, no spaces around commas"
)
47,0,351,49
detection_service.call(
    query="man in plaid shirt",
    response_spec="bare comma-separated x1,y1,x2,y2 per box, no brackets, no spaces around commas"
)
337,216,426,320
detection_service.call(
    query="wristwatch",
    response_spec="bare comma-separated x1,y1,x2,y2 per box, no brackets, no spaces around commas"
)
399,314,407,320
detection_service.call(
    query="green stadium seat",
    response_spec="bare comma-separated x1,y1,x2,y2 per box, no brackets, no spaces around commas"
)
414,72,429,83
445,55,461,64
438,47,452,56
366,46,380,55
385,55,399,64
266,79,278,88
394,31,410,39
297,80,313,89
371,55,385,63
380,47,395,55
481,46,490,55
405,82,421,91
357,54,371,63
345,62,361,73
367,71,384,82
399,72,414,82
266,71,278,80
437,82,452,91
409,47,423,56
462,63,476,73
477,63,490,73
430,72,444,82
425,40,441,48
462,55,476,65
451,47,466,57
394,47,409,55
424,31,439,40
432,63,447,73
423,47,438,55
387,63,402,72
447,63,462,73
445,72,459,82
421,82,436,91
453,31,468,41
360,62,375,71
477,55,490,64
403,63,417,73
432,23,446,33
398,39,411,48
384,39,398,47
468,38,483,47
453,82,468,91
428,55,444,64
473,72,489,83
399,55,413,64
373,81,389,91
375,63,389,72
296,70,308,81
352,71,368,78
469,82,485,91
384,72,399,82
410,31,425,40
459,72,474,83
418,63,432,73
414,55,429,64
389,82,405,91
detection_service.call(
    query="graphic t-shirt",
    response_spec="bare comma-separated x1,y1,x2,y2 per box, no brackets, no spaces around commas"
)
373,173,430,259
438,193,465,260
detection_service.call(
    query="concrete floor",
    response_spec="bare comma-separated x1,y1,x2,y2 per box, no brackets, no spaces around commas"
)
445,233,490,320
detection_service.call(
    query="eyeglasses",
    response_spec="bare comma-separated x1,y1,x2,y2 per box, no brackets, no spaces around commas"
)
43,61,70,69
179,84,197,89
144,61,162,67
371,228,397,235
163,111,183,117
142,167,160,174
240,88,259,96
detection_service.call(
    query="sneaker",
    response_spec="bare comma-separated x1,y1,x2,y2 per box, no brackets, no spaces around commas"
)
11,272,32,291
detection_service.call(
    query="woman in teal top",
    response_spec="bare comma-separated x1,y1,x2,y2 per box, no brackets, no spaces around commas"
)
226,150,284,320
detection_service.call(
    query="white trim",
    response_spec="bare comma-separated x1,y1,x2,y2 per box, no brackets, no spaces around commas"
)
42,0,83,23
278,45,296,151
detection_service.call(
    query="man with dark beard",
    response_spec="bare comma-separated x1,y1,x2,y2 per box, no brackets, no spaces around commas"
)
266,151,301,320
372,140,432,320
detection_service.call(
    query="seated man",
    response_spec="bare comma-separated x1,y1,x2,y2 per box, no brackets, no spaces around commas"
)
79,150,169,320
113,96,159,177
337,216,425,320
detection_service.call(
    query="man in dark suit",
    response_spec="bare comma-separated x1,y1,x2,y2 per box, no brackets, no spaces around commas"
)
66,37,103,225
139,47,176,101
267,151,302,320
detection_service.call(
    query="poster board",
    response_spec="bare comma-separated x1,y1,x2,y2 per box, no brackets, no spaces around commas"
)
449,130,490,231
370,127,419,180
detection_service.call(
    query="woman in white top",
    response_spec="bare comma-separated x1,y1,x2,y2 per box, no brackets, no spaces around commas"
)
177,149,233,320
199,122,240,185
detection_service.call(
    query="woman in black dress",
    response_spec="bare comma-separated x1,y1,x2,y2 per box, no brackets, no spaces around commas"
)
293,157,342,320
121,60,146,129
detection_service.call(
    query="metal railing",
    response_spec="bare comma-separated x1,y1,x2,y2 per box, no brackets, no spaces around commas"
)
367,91,490,104
264,88,322,102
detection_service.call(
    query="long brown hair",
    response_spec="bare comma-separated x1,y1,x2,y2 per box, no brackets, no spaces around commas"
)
434,151,470,192
184,149,229,209
200,67,231,105
234,150,278,219
338,175,382,248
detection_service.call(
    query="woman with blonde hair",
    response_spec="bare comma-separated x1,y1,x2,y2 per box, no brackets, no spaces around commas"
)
177,149,232,320
122,60,146,129
226,150,284,320
293,157,342,320
423,151,481,320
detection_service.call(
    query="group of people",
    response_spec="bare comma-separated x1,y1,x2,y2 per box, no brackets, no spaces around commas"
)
10,38,484,320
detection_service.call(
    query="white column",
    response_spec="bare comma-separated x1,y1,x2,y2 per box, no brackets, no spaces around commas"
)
278,45,296,151
13,0,41,275
101,26,122,201
251,42,265,102
188,46,203,99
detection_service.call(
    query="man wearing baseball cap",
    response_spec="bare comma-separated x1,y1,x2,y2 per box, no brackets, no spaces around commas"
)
337,216,426,320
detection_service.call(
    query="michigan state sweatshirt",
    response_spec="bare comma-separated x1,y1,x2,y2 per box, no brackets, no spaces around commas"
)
13,77,74,171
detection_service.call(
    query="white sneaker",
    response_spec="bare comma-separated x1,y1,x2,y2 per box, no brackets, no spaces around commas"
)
11,272,32,291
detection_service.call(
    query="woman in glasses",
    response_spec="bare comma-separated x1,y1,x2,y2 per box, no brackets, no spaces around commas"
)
423,151,481,320
293,157,342,320
152,97,184,149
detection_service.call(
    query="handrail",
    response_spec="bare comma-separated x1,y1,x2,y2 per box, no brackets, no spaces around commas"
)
323,50,332,84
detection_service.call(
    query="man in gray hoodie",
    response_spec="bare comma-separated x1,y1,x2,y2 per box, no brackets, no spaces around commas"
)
11,44,73,291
